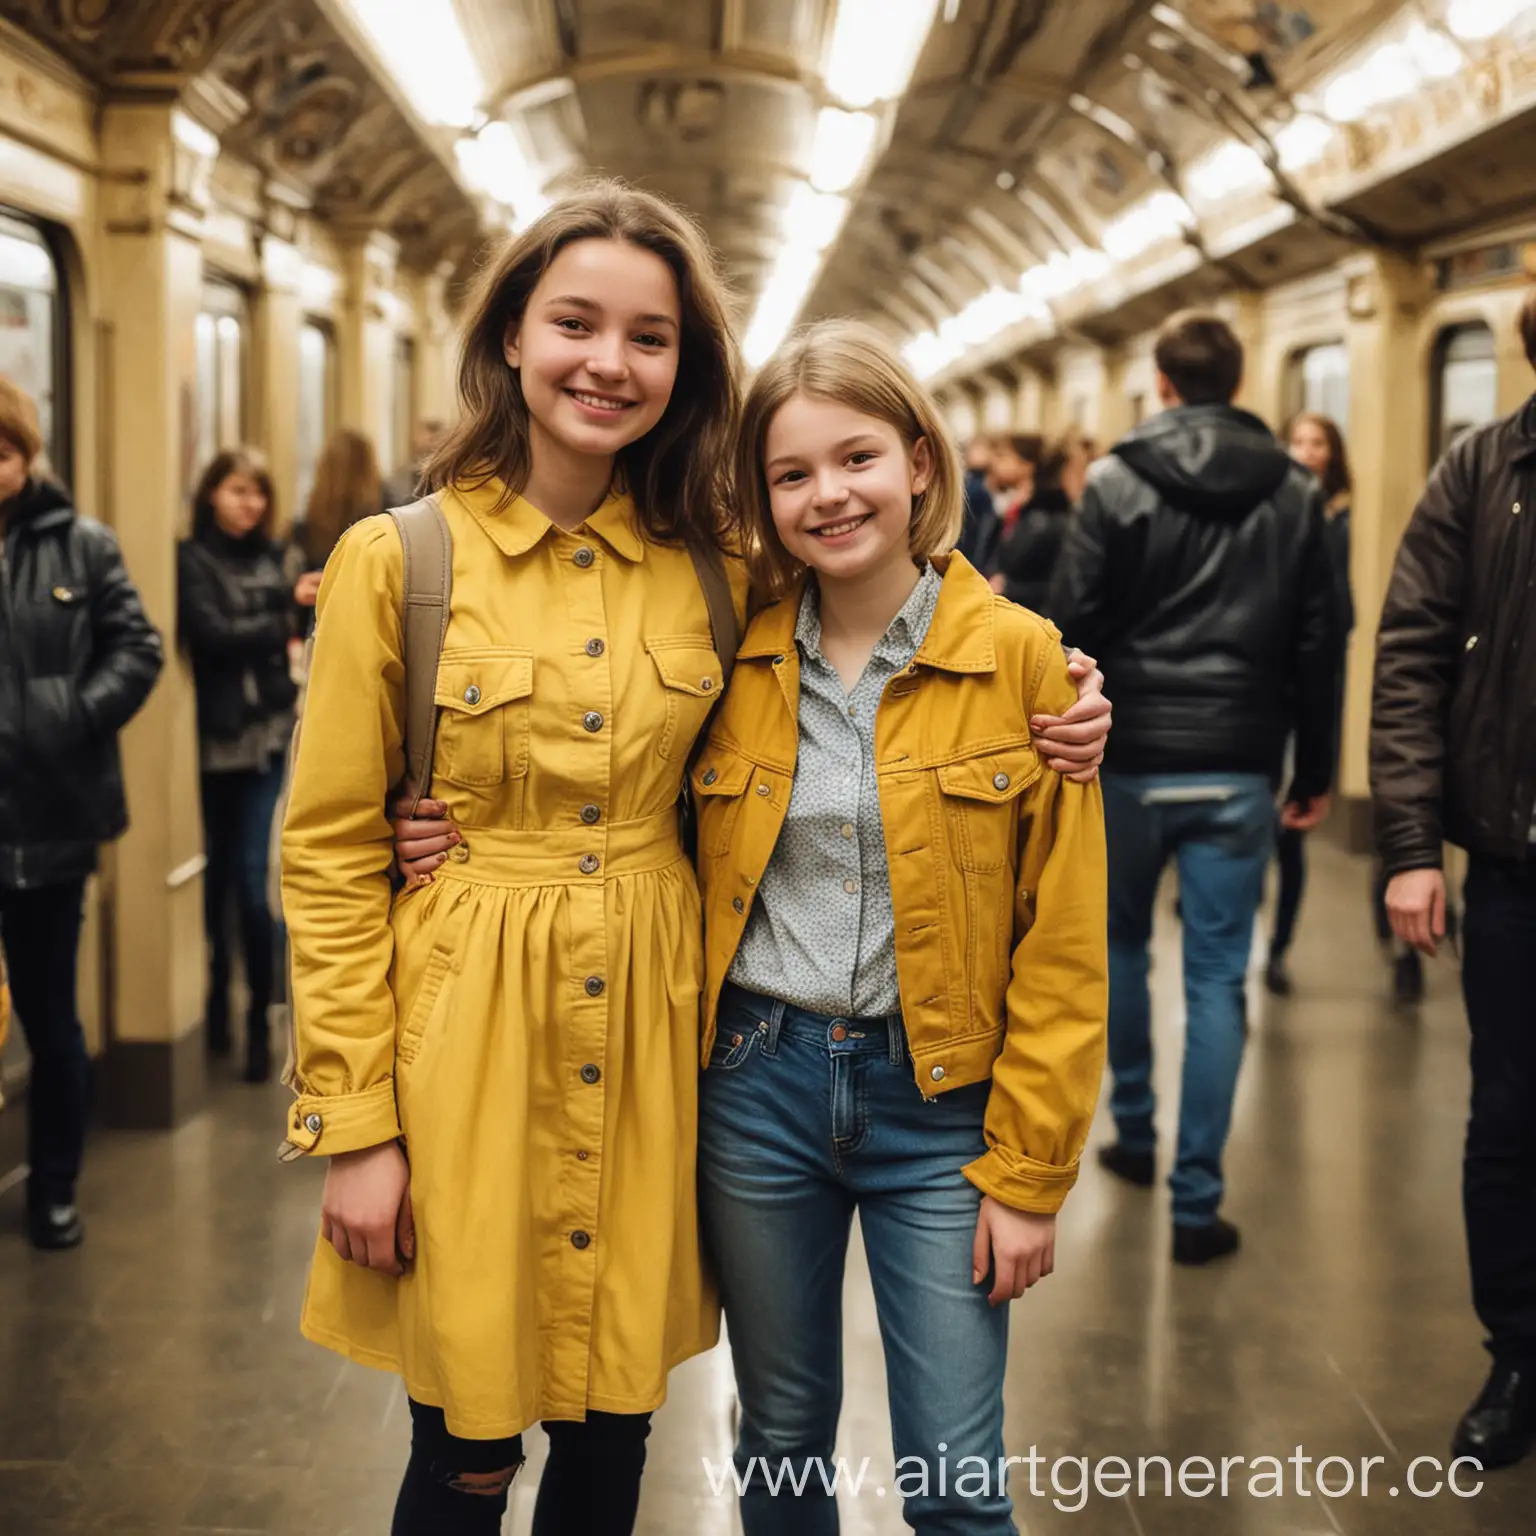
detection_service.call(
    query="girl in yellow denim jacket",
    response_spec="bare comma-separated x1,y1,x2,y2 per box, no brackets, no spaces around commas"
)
690,321,1108,1535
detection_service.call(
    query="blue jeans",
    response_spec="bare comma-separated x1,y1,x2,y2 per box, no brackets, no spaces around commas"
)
698,983,1014,1536
1101,772,1275,1225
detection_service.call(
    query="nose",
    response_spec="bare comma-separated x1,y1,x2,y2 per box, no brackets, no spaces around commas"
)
811,467,848,511
585,332,630,382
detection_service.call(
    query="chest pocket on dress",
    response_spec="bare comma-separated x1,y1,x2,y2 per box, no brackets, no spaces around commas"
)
432,649,534,787
646,636,723,761
936,744,1041,871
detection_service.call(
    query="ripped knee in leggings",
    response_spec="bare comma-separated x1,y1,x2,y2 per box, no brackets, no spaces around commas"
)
439,1458,525,1497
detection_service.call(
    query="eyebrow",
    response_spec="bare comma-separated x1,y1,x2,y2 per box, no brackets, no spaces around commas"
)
765,434,885,473
544,295,678,329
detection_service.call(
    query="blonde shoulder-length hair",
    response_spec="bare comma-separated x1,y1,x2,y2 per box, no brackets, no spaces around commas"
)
733,319,964,597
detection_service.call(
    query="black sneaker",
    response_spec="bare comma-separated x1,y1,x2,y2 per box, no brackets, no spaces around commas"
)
1452,1363,1535,1470
1392,951,1424,1007
1264,956,1293,997
27,1203,84,1251
1172,1217,1240,1266
1098,1144,1155,1188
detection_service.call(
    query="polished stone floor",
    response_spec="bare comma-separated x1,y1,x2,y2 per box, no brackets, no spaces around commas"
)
2,837,1533,1534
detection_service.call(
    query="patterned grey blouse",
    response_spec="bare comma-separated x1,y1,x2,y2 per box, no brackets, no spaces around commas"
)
727,562,943,1017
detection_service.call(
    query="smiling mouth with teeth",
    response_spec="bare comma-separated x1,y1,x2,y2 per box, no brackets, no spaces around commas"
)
568,390,635,412
810,514,872,538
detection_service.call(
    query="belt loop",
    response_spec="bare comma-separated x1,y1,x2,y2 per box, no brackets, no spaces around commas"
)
762,997,786,1058
888,1014,905,1067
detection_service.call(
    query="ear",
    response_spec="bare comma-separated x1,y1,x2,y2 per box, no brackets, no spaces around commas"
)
910,435,935,498
502,318,522,370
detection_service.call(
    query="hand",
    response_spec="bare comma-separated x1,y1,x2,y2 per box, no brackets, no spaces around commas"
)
973,1196,1056,1305
320,1140,414,1276
1032,650,1111,783
1386,868,1446,957
1281,793,1329,831
294,571,324,607
987,572,1007,595
392,795,458,886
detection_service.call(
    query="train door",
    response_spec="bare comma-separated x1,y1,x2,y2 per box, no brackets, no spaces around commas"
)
1430,322,1498,461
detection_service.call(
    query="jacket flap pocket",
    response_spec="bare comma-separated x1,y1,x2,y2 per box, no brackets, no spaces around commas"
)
434,650,534,716
691,750,754,798
937,745,1041,803
647,637,723,699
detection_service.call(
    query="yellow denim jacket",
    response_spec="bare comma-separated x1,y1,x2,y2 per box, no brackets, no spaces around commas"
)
692,554,1108,1213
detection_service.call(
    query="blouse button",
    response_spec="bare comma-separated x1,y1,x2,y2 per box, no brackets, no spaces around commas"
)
579,853,601,875
584,711,604,733
993,772,1010,791
450,844,470,864
732,898,745,914
571,1230,592,1249
585,976,605,997
580,804,601,825
576,1150,589,1161
843,879,858,895
573,547,595,568
586,638,605,657
580,1063,601,1084
463,685,481,707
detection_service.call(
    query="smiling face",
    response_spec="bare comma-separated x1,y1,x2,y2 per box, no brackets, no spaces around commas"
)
762,393,932,588
504,237,683,467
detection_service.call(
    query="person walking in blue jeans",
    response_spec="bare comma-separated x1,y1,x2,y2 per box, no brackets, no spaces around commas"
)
691,322,1109,1535
1050,310,1343,1265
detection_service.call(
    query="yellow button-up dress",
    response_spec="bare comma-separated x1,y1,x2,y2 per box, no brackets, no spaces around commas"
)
281,479,744,1439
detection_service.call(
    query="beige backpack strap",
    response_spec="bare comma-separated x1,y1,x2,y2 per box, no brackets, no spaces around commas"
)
389,495,454,813
687,541,739,693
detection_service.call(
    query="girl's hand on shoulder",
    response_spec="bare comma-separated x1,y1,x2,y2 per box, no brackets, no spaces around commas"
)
321,1140,414,1276
1032,649,1110,783
391,795,459,886
972,1195,1056,1306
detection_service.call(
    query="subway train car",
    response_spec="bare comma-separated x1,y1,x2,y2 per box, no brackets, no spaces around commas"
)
0,0,1533,1532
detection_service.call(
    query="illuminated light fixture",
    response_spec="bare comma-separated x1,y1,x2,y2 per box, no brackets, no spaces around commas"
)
1101,191,1195,261
456,121,550,231
342,0,485,127
1445,0,1536,40
1274,114,1334,170
743,246,823,369
904,330,958,379
783,185,851,252
809,108,881,193
1318,23,1461,123
1402,20,1465,76
1018,247,1110,307
1186,141,1270,204
824,0,942,108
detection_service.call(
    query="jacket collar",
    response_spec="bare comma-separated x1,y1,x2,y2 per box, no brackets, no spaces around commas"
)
2,476,74,536
738,552,997,673
446,477,646,562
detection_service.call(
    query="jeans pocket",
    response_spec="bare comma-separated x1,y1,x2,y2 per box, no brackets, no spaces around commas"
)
708,1021,762,1072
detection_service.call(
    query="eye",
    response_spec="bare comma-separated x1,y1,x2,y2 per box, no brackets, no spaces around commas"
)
774,469,808,486
634,332,669,349
847,451,878,467
555,317,589,334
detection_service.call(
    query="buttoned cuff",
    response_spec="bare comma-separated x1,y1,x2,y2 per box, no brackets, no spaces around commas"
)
963,1145,1080,1215
279,1080,401,1161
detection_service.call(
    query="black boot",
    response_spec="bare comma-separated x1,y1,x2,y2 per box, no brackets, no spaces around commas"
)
243,1007,271,1084
205,987,231,1058
27,1195,84,1251
1452,1363,1535,1469
1173,1217,1241,1266
1098,1143,1155,1188
1263,953,1293,997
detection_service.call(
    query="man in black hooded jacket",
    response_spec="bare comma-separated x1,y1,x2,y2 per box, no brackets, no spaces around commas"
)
1050,311,1341,1265
0,380,162,1250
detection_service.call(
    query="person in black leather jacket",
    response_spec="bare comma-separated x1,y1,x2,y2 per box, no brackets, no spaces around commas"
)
0,379,163,1250
986,433,1074,615
1051,311,1341,1267
178,448,300,1083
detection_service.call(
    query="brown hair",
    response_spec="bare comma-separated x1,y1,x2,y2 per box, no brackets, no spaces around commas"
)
0,377,43,465
1520,284,1536,371
1154,310,1244,406
1284,411,1353,503
733,319,964,597
191,447,277,540
304,427,381,565
425,180,740,549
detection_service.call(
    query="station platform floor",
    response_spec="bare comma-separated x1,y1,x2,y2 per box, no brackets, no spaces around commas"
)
2,836,1534,1535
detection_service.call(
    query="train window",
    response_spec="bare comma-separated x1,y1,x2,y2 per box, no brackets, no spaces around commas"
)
1432,323,1497,460
195,279,247,471
393,335,415,474
296,320,335,513
0,210,66,476
1288,342,1350,427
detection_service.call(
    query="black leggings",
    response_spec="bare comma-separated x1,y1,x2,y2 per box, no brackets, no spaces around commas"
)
392,1399,652,1535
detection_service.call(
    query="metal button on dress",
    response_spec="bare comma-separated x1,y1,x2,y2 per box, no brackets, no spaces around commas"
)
586,638,605,657
450,844,470,864
830,1024,848,1042
702,768,717,786
993,772,1011,791
585,976,605,997
576,1150,589,1161
573,547,595,568
571,1230,591,1249
304,1112,322,1134
756,784,771,797
580,1063,601,1084
580,804,601,825
579,854,601,875
463,685,482,706
584,711,604,732
732,898,745,914
701,677,714,692
930,1066,946,1082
